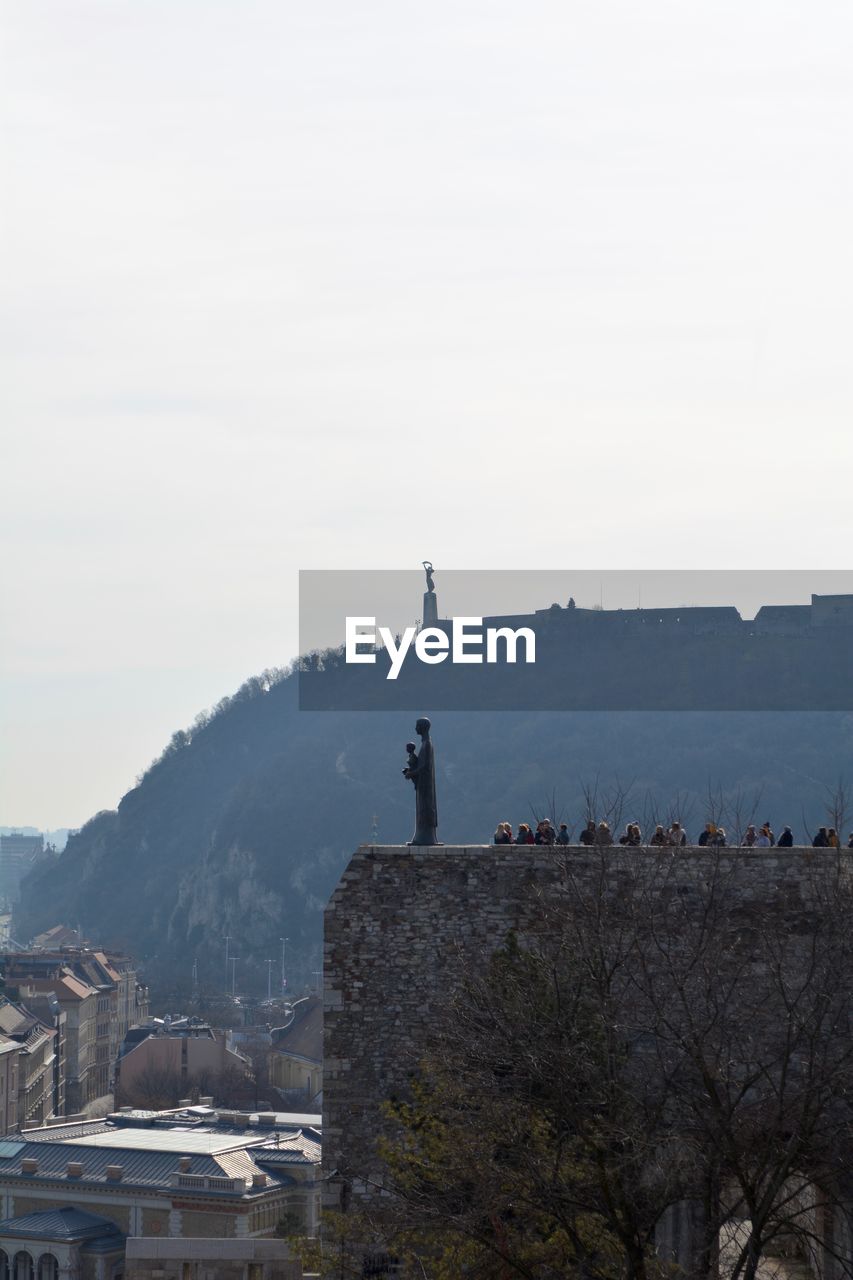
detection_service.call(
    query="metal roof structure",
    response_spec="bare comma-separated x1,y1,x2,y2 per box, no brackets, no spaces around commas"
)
61,1129,265,1155
24,1122,112,1143
0,1109,321,1198
0,1207,122,1242
254,1130,321,1166
0,1140,295,1194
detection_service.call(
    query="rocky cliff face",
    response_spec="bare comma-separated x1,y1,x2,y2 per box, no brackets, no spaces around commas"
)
15,663,853,994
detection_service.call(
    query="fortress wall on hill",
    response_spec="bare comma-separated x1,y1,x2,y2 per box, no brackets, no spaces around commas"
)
322,843,853,1206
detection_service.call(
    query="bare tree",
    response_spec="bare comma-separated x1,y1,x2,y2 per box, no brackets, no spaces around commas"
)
824,776,851,844
351,849,853,1280
580,775,636,840
124,1064,184,1110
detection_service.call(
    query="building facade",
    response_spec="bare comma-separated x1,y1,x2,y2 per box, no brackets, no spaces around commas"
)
115,1021,250,1110
0,1037,19,1137
1,951,148,1116
0,1003,58,1133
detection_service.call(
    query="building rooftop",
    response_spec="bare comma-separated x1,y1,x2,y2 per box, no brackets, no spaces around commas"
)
0,1108,321,1195
270,995,322,1061
0,1140,295,1193
60,1128,267,1155
0,1206,122,1243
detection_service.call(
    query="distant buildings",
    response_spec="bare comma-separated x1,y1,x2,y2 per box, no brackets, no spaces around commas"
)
0,834,44,906
0,948,148,1116
490,590,853,636
268,997,322,1111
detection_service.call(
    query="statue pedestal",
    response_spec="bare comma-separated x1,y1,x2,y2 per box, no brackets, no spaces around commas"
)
422,591,438,628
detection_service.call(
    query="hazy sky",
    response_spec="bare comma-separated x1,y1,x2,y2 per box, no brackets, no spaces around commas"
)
2,1,852,828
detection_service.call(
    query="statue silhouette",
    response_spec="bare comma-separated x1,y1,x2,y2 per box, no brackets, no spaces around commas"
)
402,717,441,846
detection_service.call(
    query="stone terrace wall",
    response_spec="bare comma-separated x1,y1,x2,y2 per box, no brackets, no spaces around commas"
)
322,843,853,1203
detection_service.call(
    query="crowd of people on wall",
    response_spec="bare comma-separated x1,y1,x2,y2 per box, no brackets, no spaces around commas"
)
492,819,853,848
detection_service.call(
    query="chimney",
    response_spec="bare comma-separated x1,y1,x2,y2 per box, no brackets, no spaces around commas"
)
105,1165,123,1182
21,1158,38,1175
66,1161,83,1178
252,1172,268,1188
178,1156,192,1173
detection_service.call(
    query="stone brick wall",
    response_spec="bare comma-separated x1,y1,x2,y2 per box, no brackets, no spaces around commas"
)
323,843,852,1202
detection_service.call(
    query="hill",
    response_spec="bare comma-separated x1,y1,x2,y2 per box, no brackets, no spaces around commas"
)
15,664,853,995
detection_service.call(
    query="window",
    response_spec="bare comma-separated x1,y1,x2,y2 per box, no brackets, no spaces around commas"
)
13,1253,33,1280
36,1257,57,1280
0,1249,8,1280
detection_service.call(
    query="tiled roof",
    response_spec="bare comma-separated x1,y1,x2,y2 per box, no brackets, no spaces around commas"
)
0,1206,122,1242
20,973,96,1002
32,927,83,948
0,1002,39,1037
56,972,97,1000
93,953,121,983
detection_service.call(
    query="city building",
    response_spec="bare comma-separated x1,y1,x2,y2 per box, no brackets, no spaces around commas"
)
125,1237,303,1279
0,1105,321,1277
16,995,66,1124
0,1001,58,1132
0,835,44,907
8,971,98,1114
1,950,148,1115
0,1035,19,1136
0,1205,124,1279
115,1020,250,1110
268,1000,322,1111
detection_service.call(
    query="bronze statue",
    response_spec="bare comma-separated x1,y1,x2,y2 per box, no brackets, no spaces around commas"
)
403,717,441,845
422,561,435,595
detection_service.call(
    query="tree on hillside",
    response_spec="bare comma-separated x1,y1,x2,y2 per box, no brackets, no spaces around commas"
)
319,851,853,1280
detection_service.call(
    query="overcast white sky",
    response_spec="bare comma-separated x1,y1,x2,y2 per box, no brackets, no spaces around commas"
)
2,0,852,828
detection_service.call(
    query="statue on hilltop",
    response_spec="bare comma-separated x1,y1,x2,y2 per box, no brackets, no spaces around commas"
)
421,561,438,627
403,717,441,846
